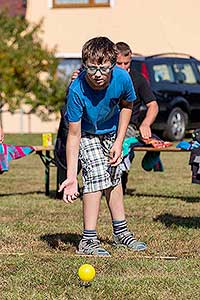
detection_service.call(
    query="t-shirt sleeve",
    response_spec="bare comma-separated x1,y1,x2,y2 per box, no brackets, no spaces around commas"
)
123,73,137,102
65,89,83,122
138,75,155,104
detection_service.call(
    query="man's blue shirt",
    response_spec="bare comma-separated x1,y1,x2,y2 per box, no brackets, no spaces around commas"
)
65,66,136,135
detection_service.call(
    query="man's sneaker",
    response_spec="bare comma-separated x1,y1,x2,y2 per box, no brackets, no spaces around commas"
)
113,231,147,251
76,238,111,257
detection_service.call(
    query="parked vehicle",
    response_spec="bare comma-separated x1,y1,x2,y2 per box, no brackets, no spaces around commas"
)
131,53,200,140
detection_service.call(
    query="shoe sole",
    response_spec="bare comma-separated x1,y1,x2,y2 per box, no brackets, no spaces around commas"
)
75,250,111,257
113,243,147,251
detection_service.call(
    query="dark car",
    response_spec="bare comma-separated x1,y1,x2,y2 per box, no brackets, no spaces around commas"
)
131,53,200,140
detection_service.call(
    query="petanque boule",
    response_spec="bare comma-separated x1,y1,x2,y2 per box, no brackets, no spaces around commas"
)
78,264,96,283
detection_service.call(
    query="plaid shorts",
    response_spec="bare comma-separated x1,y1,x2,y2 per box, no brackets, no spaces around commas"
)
79,132,122,193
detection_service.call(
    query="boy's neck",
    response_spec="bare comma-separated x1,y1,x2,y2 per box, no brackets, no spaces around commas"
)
85,74,110,91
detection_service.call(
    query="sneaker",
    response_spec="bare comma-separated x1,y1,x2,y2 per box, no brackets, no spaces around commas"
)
76,238,111,257
113,231,147,251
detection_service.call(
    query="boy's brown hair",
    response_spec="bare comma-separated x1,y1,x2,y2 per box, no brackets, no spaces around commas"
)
116,42,132,57
82,36,117,65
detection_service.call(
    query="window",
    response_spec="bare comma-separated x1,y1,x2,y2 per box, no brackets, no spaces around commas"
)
22,0,27,8
197,64,200,74
173,63,197,84
153,64,175,83
53,0,110,8
57,58,82,79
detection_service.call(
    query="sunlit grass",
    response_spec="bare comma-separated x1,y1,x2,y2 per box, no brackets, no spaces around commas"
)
0,134,200,300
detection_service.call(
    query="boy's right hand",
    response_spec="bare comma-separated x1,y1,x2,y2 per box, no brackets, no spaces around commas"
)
109,140,123,166
58,178,79,204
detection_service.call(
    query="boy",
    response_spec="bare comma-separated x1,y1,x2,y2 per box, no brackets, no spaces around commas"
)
65,42,160,193
59,37,147,256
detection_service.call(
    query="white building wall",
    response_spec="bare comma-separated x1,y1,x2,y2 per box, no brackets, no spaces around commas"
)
26,0,200,59
1,109,59,133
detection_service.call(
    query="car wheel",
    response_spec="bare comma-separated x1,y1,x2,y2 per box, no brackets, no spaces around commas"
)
164,107,188,141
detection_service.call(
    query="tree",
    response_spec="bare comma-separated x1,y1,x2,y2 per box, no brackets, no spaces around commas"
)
0,11,67,121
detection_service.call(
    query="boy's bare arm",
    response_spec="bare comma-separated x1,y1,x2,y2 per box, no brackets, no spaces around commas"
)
117,100,133,142
66,121,81,179
59,121,81,203
109,100,133,165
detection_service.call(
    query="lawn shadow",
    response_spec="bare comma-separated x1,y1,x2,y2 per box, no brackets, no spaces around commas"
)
40,232,112,249
40,232,82,249
153,213,200,228
126,189,200,203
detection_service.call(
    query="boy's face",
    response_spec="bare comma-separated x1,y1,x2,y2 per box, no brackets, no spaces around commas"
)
116,53,132,72
84,60,113,90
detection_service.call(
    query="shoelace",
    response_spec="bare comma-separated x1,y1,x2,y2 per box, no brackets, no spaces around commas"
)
83,239,110,255
84,239,100,250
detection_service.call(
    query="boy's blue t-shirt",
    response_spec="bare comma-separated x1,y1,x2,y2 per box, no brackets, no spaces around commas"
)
65,66,136,135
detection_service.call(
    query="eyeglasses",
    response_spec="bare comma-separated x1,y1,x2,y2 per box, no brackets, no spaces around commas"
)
83,63,115,75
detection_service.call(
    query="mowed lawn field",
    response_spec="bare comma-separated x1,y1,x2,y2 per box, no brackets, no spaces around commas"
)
0,134,200,300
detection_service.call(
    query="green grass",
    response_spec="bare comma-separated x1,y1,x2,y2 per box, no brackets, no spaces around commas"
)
0,134,200,300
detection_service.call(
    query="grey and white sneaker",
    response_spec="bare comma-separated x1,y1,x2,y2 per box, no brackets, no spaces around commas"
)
76,238,111,257
113,231,147,251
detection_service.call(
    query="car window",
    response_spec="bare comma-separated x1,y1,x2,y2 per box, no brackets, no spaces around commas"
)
197,64,200,74
173,63,197,84
57,58,82,79
153,64,175,83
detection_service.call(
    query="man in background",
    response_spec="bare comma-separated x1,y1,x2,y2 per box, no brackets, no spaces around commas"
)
115,42,159,193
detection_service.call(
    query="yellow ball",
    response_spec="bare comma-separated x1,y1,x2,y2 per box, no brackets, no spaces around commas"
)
78,264,96,282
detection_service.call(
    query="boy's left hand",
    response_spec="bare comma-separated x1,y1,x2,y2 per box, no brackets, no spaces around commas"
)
58,178,79,204
109,142,122,166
